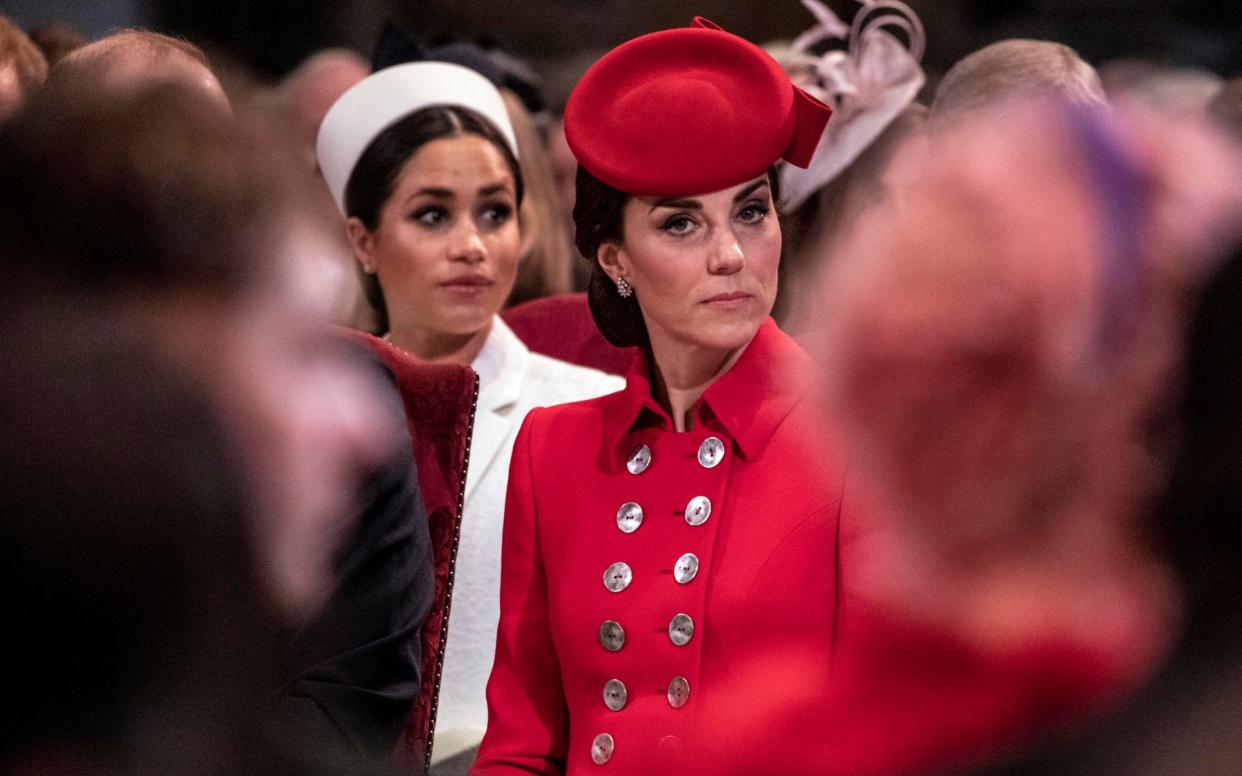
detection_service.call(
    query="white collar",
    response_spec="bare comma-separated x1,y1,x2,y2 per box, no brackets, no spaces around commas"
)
472,316,528,412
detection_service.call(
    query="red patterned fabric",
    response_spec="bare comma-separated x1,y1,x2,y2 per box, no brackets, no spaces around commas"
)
347,331,479,774
500,292,635,376
563,17,831,196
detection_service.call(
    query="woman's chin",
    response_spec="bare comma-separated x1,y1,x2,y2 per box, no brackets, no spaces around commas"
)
684,329,761,356
424,302,496,334
690,312,766,351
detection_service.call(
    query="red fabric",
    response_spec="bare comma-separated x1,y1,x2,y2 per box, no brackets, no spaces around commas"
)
347,331,479,774
563,18,831,196
695,598,1123,776
826,605,1121,776
500,293,635,376
471,319,847,775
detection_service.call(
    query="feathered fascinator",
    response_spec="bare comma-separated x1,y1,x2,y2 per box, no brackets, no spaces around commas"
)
775,0,925,210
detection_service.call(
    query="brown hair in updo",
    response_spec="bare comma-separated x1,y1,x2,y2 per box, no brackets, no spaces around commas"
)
573,165,647,348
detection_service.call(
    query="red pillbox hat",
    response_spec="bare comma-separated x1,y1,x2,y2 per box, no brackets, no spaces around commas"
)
564,17,832,197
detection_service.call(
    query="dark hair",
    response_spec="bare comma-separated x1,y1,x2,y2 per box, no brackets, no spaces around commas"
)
344,105,524,333
572,164,782,348
1160,246,1242,648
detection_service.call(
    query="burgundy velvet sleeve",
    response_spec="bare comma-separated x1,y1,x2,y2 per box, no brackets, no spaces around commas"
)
471,410,569,775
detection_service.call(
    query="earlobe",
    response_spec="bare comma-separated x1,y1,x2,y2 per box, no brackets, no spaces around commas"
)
345,217,378,275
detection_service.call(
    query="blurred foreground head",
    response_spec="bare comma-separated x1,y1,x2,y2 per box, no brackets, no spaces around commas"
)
49,28,228,109
817,96,1242,562
932,39,1105,124
0,77,395,617
0,306,271,773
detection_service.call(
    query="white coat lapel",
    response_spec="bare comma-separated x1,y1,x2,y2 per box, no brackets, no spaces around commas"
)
464,319,528,502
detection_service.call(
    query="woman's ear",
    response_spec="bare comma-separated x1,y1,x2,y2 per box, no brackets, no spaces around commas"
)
345,217,378,275
596,241,628,285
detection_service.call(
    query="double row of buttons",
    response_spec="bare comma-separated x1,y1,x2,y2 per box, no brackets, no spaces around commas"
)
590,437,725,765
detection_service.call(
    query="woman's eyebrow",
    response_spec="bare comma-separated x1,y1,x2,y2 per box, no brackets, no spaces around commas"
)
649,197,701,213
733,179,769,203
407,187,455,204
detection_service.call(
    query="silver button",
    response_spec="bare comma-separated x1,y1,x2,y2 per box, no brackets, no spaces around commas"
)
603,679,628,711
598,620,626,652
674,553,699,584
697,436,725,468
626,444,652,475
616,502,644,534
667,676,690,708
668,613,695,646
603,562,632,593
592,732,615,764
684,496,712,527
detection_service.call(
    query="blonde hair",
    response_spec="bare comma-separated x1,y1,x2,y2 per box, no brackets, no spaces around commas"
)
932,39,1105,122
501,89,574,306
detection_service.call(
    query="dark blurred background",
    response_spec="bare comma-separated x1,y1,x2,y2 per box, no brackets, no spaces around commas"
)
5,0,1241,91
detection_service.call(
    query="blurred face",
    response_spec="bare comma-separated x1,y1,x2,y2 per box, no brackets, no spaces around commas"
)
603,176,780,355
349,134,520,353
193,233,398,617
0,63,23,120
286,56,368,172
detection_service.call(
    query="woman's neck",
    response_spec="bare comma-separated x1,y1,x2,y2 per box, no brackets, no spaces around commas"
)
387,319,493,366
649,333,747,432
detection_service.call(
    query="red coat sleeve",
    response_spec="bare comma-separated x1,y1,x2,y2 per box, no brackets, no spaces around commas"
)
471,410,569,775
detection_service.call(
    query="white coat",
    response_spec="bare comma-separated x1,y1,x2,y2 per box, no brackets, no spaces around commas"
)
431,317,624,763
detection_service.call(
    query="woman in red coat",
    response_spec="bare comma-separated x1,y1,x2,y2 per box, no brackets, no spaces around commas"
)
471,17,842,775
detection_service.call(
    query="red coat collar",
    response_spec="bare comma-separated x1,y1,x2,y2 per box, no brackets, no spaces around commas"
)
602,318,815,462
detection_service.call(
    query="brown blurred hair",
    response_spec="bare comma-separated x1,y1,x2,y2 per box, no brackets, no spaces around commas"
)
0,15,49,104
501,89,575,306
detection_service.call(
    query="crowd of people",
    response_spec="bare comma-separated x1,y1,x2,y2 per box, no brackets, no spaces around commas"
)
2,4,1242,776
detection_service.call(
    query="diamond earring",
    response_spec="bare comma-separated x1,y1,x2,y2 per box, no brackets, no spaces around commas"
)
616,277,633,298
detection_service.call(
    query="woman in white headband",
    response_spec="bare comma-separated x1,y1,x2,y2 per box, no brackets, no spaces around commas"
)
317,62,622,769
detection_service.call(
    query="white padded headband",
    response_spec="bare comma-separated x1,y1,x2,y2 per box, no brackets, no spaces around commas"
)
316,61,519,213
